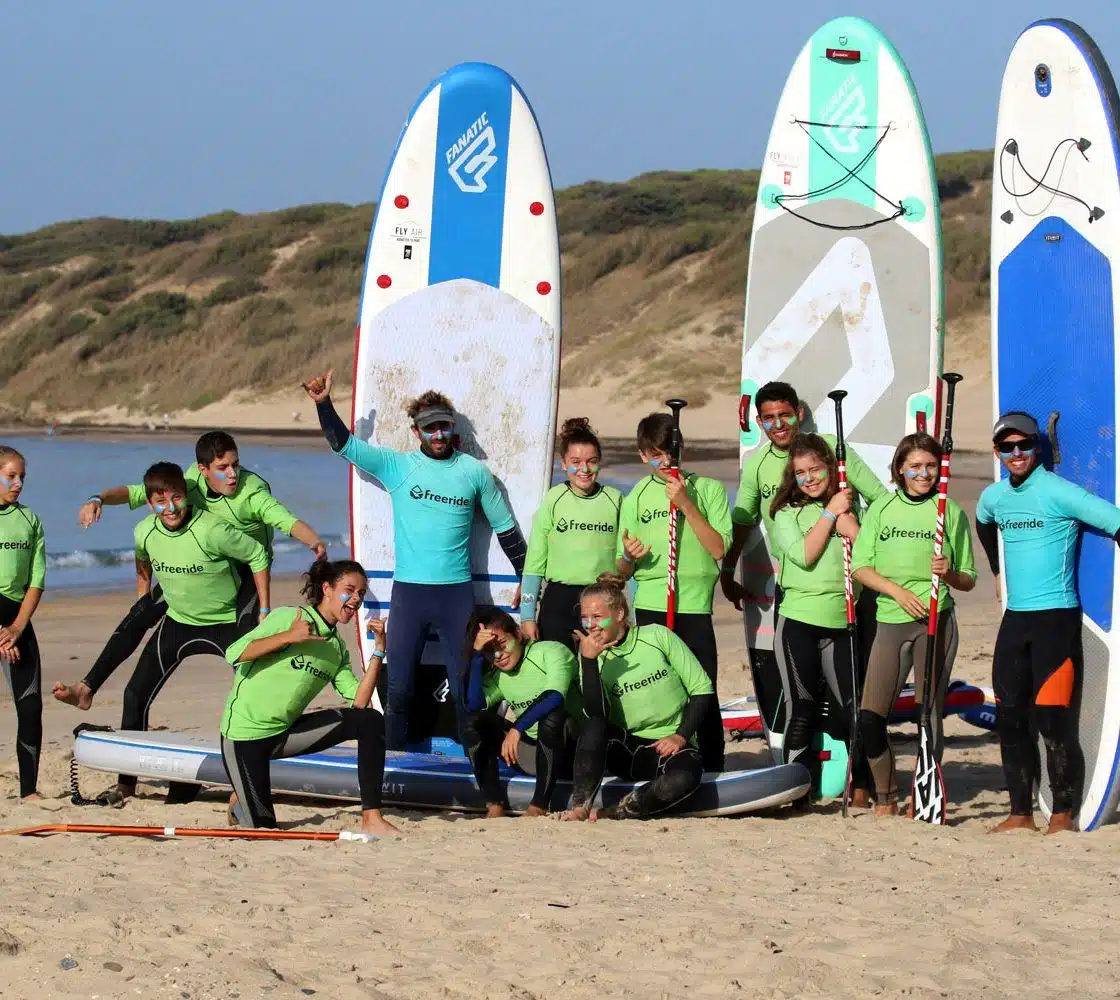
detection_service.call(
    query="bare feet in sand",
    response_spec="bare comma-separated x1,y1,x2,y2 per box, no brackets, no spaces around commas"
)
873,800,898,817
1044,811,1075,835
850,788,871,809
21,792,42,802
360,810,401,837
559,806,590,822
523,805,547,818
989,814,1038,834
52,681,93,710
484,803,508,819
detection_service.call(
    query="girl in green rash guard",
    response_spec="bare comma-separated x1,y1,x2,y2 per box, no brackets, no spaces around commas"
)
852,433,976,816
521,417,622,647
768,434,863,794
0,446,46,801
561,573,714,821
461,606,581,817
221,558,399,837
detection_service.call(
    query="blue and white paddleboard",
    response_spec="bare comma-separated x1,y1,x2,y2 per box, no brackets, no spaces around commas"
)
71,729,812,819
350,63,561,681
991,19,1120,830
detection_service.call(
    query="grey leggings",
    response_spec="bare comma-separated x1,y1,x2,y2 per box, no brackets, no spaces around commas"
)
858,611,959,802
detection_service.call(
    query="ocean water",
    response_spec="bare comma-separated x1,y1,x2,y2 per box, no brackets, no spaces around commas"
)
4,432,740,592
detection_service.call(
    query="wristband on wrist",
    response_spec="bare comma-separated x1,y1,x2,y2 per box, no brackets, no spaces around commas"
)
371,649,386,659
88,495,103,504
621,552,635,564
821,510,837,522
259,607,271,613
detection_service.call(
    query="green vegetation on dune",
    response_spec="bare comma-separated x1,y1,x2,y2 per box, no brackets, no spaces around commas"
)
0,151,995,421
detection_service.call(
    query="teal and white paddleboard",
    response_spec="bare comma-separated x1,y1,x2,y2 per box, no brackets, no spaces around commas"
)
739,16,944,790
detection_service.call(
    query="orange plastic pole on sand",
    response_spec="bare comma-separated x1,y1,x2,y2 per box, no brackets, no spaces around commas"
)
0,824,376,842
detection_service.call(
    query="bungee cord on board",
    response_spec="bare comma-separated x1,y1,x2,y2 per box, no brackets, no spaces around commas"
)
772,119,907,231
997,136,1105,224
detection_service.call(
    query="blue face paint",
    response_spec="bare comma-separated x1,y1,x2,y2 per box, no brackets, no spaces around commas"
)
153,498,186,515
647,459,663,469
213,469,235,482
0,475,20,490
567,462,600,476
581,616,613,630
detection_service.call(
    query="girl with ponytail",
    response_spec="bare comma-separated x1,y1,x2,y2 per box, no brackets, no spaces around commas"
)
561,572,713,821
218,557,399,836
521,417,622,645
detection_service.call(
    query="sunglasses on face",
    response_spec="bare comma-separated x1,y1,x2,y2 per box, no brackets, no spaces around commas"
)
996,440,1035,456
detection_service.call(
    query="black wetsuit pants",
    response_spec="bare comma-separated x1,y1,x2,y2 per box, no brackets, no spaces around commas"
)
569,716,703,818
462,707,574,811
993,608,1082,816
221,708,387,828
635,609,724,772
537,582,584,649
1,594,41,798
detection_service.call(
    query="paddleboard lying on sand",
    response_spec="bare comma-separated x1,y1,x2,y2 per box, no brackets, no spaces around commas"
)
350,61,561,725
71,729,812,818
721,681,988,738
739,15,943,779
991,18,1120,830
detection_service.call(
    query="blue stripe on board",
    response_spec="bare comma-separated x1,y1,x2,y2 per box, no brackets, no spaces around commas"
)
997,215,1116,631
364,571,519,583
429,63,512,287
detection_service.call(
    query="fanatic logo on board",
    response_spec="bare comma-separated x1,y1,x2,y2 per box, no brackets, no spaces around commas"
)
447,112,498,193
821,72,868,155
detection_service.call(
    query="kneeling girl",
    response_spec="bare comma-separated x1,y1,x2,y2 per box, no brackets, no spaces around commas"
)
220,558,399,836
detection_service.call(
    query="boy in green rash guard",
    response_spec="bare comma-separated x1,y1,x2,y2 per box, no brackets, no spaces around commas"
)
221,558,399,837
521,417,622,647
109,462,271,802
615,410,731,773
0,446,46,801
768,434,864,796
54,430,324,712
852,433,976,816
461,606,581,817
561,573,713,821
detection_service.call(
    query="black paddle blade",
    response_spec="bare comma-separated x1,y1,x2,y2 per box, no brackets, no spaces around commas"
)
912,724,947,825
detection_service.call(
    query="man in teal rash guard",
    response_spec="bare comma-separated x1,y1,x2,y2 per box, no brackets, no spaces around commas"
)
301,368,527,750
976,412,1120,835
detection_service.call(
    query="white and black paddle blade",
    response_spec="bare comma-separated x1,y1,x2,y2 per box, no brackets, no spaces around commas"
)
911,725,947,824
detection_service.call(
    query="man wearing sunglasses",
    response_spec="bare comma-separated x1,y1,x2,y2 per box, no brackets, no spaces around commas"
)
302,369,527,751
977,411,1120,834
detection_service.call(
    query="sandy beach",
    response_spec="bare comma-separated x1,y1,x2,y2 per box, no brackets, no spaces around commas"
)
3,452,1120,1000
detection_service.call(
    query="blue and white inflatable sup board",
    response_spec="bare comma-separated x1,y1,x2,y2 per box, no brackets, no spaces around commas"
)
349,63,561,688
991,18,1120,830
71,729,812,818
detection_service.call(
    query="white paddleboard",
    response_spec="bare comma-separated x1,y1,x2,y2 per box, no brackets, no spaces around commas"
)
349,63,561,690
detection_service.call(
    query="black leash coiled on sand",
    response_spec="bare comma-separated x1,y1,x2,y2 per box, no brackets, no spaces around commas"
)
69,724,117,807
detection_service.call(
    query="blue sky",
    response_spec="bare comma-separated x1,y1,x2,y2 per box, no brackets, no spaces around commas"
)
1,0,1118,234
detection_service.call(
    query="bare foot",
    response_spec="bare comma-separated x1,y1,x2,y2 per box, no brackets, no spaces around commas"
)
989,814,1038,834
52,681,93,710
360,810,401,836
849,788,871,809
559,806,590,822
227,793,239,827
484,803,508,819
523,805,547,817
20,792,42,802
1045,811,1076,835
873,801,898,817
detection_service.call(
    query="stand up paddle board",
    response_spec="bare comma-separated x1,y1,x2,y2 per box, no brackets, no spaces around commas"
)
350,63,561,731
71,729,812,819
991,18,1120,830
739,16,943,783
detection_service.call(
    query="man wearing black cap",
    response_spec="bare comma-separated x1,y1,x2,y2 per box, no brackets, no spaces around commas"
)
976,411,1120,834
301,370,527,750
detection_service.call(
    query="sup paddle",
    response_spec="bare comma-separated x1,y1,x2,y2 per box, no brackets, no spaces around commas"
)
912,371,963,825
665,398,688,631
827,389,861,819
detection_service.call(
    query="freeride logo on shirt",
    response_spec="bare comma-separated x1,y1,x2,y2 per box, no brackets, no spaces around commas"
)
639,508,670,524
408,485,472,508
151,560,205,575
290,654,330,681
0,540,30,550
998,517,1045,531
611,667,670,698
878,526,936,542
555,517,616,534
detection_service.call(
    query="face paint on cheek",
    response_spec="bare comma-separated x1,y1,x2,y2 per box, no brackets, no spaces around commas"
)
0,475,19,489
581,616,613,630
646,459,663,469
